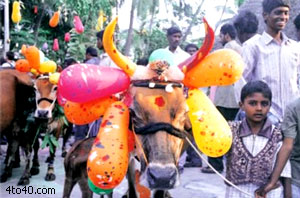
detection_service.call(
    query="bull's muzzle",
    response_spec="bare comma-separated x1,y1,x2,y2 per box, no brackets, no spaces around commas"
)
35,109,52,119
147,163,178,189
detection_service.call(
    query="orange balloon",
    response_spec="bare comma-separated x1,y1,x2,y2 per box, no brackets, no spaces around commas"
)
183,49,244,88
87,101,129,189
49,11,60,28
15,59,30,72
25,46,40,70
64,96,117,125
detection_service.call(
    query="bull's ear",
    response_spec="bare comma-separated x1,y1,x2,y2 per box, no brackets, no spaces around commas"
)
178,18,215,73
15,71,34,87
103,17,137,76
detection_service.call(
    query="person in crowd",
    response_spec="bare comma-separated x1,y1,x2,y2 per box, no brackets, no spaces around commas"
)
96,30,118,68
294,13,300,41
1,51,16,68
272,97,300,198
184,43,198,56
136,57,149,66
233,10,259,44
165,26,190,65
239,0,299,125
84,46,100,65
63,58,77,69
225,81,291,198
202,24,241,174
235,0,300,196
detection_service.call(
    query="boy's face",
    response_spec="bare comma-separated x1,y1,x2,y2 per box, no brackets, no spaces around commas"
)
263,6,289,32
240,92,271,123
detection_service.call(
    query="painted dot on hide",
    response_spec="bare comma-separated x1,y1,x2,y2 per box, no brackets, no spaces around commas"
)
126,65,129,70
112,166,115,169
218,149,223,153
198,117,204,122
95,142,104,148
223,72,228,76
83,108,87,112
102,155,110,161
200,131,206,136
211,132,215,136
228,74,232,78
113,49,117,53
101,119,108,127
155,96,165,107
109,115,114,119
119,111,124,114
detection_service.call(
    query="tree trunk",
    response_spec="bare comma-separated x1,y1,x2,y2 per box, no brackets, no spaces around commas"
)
124,0,137,56
34,3,46,45
182,0,205,42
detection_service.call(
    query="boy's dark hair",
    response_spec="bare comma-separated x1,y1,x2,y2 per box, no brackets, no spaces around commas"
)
240,81,272,102
234,10,259,34
184,43,199,52
294,13,300,30
96,30,105,41
262,0,290,13
167,26,182,36
86,47,98,57
136,58,149,66
220,24,237,39
63,58,77,68
6,51,16,61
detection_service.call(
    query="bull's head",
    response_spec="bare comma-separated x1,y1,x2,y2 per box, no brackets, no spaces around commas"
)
103,17,214,189
34,75,57,119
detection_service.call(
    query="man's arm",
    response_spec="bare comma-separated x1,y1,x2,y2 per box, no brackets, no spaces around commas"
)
255,137,293,198
255,104,297,197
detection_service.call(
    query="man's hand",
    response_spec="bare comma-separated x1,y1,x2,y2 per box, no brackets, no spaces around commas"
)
255,181,281,198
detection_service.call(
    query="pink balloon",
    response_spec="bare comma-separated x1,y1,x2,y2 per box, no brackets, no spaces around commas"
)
57,89,67,106
58,64,130,103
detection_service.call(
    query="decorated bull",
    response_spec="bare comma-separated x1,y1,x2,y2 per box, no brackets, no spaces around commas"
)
59,17,244,197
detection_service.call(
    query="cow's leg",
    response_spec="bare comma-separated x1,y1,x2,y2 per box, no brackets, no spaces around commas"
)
62,124,72,158
62,176,77,198
0,138,19,182
30,138,40,175
45,147,56,181
77,173,93,198
122,156,138,198
17,144,32,185
153,190,172,198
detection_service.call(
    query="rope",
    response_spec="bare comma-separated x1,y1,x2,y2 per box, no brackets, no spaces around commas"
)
185,137,253,197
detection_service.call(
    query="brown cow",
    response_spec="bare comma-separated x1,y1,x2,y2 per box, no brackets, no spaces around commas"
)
16,74,70,185
0,69,35,183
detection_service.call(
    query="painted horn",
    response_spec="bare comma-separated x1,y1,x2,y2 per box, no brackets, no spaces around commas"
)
103,17,137,76
178,18,214,73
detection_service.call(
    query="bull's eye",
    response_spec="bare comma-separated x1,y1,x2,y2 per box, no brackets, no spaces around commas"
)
53,86,57,91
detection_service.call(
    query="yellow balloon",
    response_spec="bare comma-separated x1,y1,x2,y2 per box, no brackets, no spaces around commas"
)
49,72,60,85
186,89,232,157
39,60,57,73
183,49,244,88
12,1,22,23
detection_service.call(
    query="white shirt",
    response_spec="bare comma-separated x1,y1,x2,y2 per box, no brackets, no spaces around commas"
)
165,46,190,66
241,31,300,120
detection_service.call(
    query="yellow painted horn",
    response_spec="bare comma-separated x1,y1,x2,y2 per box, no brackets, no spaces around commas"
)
103,17,136,76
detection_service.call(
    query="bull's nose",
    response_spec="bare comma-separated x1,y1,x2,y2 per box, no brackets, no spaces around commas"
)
147,164,177,189
37,110,49,118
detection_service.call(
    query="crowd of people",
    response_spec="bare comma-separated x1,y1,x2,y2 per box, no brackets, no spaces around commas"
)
1,0,300,197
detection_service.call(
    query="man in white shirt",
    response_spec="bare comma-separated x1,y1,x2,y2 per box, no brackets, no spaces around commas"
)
294,13,300,42
165,27,190,66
